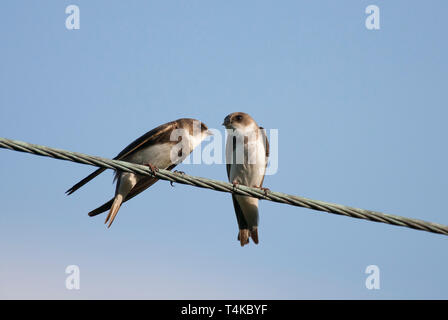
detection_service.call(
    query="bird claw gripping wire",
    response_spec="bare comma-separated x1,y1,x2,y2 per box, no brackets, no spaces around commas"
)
170,170,185,187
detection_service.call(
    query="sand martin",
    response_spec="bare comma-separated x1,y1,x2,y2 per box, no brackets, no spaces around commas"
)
223,112,269,246
66,118,211,228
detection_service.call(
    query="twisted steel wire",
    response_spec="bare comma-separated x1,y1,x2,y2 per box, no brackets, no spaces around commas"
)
1,137,448,237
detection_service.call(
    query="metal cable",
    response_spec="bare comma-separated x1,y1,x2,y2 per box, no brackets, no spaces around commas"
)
1,137,447,237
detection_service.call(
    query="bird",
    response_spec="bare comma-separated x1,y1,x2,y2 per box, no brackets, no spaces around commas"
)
223,112,269,246
66,118,211,228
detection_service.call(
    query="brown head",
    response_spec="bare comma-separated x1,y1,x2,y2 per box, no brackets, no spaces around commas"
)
173,118,212,153
173,118,211,140
222,112,258,131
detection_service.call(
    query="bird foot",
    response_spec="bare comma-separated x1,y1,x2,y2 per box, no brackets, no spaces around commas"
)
145,163,159,175
232,180,239,191
255,186,270,196
170,170,186,187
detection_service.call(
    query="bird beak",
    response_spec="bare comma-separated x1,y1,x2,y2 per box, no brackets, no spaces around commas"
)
222,116,231,128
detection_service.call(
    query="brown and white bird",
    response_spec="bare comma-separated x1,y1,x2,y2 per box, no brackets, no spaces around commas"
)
66,118,211,228
223,112,269,246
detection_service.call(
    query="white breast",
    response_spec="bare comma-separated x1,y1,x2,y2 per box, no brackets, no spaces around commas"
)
227,128,267,187
123,142,174,169
189,132,206,151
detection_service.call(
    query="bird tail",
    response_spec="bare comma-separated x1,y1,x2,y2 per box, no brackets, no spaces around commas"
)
87,176,159,228
66,167,107,195
250,227,259,244
88,199,114,217
232,195,259,247
104,194,124,228
237,227,259,246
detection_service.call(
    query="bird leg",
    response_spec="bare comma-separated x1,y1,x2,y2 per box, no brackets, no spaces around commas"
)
145,163,159,175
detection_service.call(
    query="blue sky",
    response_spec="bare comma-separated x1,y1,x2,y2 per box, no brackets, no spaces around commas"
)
1,0,447,299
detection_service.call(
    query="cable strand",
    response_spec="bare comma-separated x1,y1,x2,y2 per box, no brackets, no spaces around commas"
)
1,137,448,237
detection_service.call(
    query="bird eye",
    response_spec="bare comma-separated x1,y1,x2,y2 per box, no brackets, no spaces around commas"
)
235,115,242,121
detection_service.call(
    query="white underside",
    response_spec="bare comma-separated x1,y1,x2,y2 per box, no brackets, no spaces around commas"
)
226,127,267,187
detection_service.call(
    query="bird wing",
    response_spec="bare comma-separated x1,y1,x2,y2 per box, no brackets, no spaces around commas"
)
66,121,178,195
226,135,236,181
259,126,269,187
113,121,178,160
